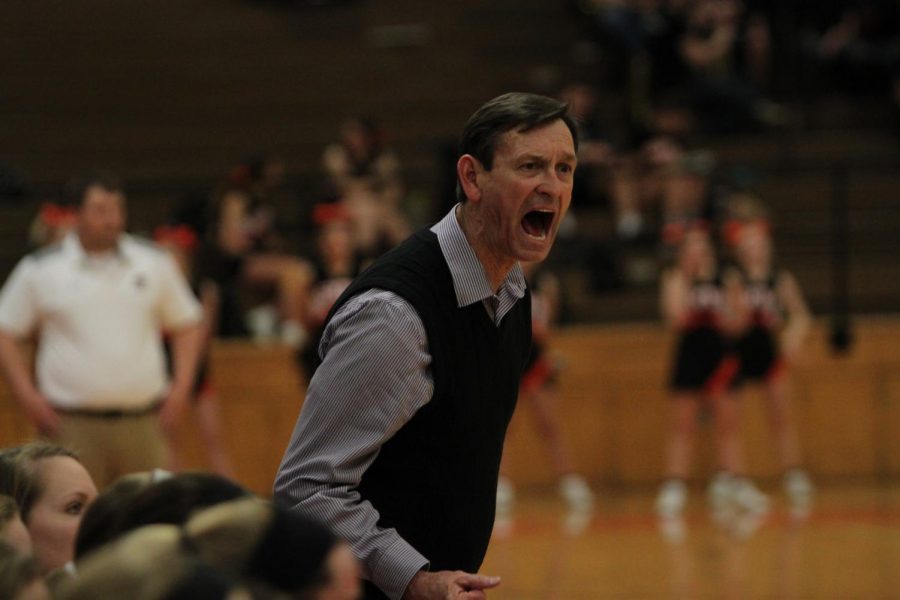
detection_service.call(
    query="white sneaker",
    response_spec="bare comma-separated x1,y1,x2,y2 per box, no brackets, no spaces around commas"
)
655,479,687,517
559,474,595,511
707,472,734,514
658,514,687,544
731,478,770,515
496,477,515,516
280,320,309,349
784,468,814,508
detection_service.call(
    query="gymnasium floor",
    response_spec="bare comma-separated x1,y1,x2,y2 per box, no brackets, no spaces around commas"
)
482,482,900,599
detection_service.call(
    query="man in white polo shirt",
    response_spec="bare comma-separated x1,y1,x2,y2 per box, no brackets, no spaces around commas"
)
0,172,203,486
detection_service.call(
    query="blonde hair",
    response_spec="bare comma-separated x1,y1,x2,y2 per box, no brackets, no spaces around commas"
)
59,525,193,600
184,498,272,574
8,442,81,522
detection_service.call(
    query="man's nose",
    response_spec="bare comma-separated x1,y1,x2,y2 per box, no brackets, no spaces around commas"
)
536,170,564,199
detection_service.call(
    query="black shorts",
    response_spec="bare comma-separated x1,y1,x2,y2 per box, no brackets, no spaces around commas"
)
735,325,781,383
670,327,736,392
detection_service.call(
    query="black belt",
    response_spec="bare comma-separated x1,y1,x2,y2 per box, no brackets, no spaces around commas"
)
55,402,162,419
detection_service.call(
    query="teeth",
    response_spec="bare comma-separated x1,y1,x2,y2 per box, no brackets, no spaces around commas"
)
526,230,547,240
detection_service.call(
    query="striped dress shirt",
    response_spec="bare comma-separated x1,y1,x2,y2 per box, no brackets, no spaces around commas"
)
274,204,526,599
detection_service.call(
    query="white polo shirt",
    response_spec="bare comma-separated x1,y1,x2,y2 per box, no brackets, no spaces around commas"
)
0,233,202,410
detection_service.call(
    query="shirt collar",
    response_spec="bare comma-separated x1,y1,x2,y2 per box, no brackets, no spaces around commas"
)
63,232,129,265
430,204,527,309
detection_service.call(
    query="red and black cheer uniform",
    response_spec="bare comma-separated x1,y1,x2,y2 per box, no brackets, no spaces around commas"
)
520,283,555,394
735,272,785,383
670,274,738,394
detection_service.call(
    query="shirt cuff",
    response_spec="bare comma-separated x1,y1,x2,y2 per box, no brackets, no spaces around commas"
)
369,537,429,600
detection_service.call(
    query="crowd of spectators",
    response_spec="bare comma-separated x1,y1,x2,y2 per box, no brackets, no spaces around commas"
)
10,2,898,326
0,441,361,600
21,117,410,363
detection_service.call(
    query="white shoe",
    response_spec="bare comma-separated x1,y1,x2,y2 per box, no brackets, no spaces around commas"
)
655,479,687,517
658,514,687,544
784,468,814,509
559,474,594,511
731,478,770,515
280,320,309,349
496,477,515,516
707,472,734,514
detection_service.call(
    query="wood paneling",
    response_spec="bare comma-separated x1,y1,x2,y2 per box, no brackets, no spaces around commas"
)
1,318,900,493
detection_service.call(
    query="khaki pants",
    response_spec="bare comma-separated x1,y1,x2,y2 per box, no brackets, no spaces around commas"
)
53,412,168,489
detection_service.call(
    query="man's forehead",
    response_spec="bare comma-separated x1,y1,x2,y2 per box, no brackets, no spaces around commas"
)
496,121,576,158
84,186,125,204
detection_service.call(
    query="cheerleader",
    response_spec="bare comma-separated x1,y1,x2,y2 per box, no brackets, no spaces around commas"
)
656,223,767,518
726,217,814,510
496,264,594,514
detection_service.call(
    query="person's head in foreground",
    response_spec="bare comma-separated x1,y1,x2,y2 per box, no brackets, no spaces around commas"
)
455,92,578,280
59,524,257,600
185,498,361,600
0,542,51,600
8,443,97,574
73,470,163,561
75,470,249,562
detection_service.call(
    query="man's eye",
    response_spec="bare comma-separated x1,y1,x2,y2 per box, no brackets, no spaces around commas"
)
521,162,538,171
558,164,573,174
65,502,84,516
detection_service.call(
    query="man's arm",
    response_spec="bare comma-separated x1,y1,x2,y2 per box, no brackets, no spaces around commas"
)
275,290,503,600
158,322,203,433
155,250,204,432
274,290,433,599
0,258,58,435
0,330,59,435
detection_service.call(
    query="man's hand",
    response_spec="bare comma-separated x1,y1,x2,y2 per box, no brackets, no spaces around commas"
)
403,570,501,600
21,390,60,437
158,385,190,435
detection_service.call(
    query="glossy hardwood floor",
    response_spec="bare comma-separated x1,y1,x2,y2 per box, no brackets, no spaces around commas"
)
482,482,900,599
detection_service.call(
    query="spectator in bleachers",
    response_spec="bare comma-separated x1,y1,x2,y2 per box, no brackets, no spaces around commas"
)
5,443,97,574
323,117,404,210
28,202,76,249
0,172,204,488
299,204,366,376
0,542,50,600
814,0,900,94
198,184,312,346
658,0,783,134
322,117,410,259
228,153,296,254
559,82,615,209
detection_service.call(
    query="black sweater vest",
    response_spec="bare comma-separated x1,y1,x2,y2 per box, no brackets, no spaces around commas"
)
322,229,531,591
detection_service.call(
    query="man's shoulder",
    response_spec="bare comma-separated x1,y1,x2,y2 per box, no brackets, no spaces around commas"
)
366,230,442,275
120,235,174,270
121,234,166,257
26,242,65,264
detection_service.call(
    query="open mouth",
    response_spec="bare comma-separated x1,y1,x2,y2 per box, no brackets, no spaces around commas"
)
522,210,555,240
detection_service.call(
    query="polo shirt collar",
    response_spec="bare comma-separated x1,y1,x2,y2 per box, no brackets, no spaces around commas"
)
63,232,129,265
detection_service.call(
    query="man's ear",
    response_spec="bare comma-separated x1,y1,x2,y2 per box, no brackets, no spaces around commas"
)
457,155,483,203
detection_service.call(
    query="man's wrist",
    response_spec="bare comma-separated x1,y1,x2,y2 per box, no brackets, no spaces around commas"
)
369,537,429,600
